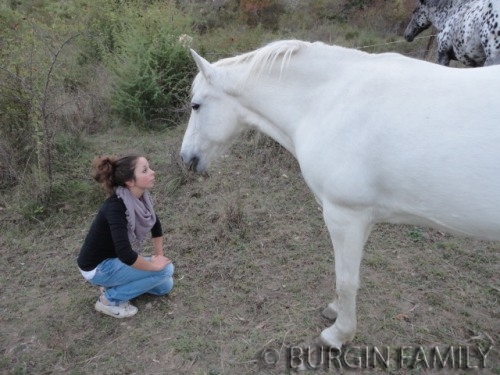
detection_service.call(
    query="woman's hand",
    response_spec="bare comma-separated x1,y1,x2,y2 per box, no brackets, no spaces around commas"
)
150,255,172,271
132,254,171,271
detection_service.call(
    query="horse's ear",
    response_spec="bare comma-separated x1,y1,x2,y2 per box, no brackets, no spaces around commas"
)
190,49,217,83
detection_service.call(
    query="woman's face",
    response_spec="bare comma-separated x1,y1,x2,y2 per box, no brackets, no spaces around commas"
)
127,157,155,194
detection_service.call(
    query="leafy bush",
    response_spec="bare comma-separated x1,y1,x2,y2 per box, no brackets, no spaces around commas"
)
109,2,196,129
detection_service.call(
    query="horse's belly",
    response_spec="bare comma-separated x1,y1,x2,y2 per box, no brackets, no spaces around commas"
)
372,151,500,240
379,203,500,241
298,132,500,242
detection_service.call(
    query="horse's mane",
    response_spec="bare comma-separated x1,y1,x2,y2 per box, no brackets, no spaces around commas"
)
192,39,372,90
215,40,314,78
426,0,446,7
426,0,467,8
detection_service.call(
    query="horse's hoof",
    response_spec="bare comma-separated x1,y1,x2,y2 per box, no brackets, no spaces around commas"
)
315,333,339,348
318,327,347,349
321,304,337,321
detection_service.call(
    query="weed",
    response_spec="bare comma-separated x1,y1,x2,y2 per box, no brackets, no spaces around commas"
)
408,227,423,242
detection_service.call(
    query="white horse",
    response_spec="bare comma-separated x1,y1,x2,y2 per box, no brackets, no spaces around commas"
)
180,40,500,348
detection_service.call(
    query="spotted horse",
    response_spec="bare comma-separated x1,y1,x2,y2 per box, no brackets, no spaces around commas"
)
404,0,500,67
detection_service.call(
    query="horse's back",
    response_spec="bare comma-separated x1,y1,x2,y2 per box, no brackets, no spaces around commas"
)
295,56,500,241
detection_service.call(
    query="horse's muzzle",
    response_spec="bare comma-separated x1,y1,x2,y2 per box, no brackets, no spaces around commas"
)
180,152,200,172
404,31,415,42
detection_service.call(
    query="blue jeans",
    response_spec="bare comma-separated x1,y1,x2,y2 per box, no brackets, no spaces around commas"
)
89,257,174,304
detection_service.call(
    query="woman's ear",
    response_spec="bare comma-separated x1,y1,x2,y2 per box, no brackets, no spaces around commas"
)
125,179,135,188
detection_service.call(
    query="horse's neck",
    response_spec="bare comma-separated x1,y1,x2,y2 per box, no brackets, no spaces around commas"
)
241,88,299,157
234,46,356,157
432,0,468,29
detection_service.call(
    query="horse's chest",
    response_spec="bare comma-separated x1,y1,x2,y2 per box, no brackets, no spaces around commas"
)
441,11,487,65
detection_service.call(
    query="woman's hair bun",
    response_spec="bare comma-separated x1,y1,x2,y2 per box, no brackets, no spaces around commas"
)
92,155,118,195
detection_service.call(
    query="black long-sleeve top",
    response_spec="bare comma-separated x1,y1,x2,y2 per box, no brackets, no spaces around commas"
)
77,194,162,271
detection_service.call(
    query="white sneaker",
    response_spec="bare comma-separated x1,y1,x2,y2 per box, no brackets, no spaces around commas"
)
95,296,138,318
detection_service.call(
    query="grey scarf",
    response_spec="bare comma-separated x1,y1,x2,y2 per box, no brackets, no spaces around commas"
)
116,186,156,251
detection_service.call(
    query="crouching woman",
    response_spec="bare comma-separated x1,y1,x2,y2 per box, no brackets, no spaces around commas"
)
77,154,174,318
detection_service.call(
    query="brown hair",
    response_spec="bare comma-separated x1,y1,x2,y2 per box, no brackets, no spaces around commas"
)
92,154,141,195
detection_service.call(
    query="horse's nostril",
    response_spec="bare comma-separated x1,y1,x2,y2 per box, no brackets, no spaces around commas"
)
190,156,199,172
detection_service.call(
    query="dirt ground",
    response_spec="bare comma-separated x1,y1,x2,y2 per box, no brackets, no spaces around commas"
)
1,126,499,374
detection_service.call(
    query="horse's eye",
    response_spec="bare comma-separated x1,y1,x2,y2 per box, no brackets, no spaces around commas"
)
191,103,200,111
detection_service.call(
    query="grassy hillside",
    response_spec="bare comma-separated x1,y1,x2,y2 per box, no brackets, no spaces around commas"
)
1,126,498,374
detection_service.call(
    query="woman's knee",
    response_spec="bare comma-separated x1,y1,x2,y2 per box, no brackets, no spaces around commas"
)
153,276,174,295
161,262,174,277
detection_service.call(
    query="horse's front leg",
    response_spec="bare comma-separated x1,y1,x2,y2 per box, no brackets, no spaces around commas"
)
437,49,454,66
436,34,454,66
318,205,373,348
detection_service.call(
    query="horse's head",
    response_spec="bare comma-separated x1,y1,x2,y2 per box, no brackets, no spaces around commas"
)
404,0,433,42
180,50,245,173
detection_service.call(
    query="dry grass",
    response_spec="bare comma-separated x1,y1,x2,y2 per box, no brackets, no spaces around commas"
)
1,125,498,374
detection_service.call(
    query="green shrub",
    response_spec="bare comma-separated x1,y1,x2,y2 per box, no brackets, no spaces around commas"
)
109,2,196,129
